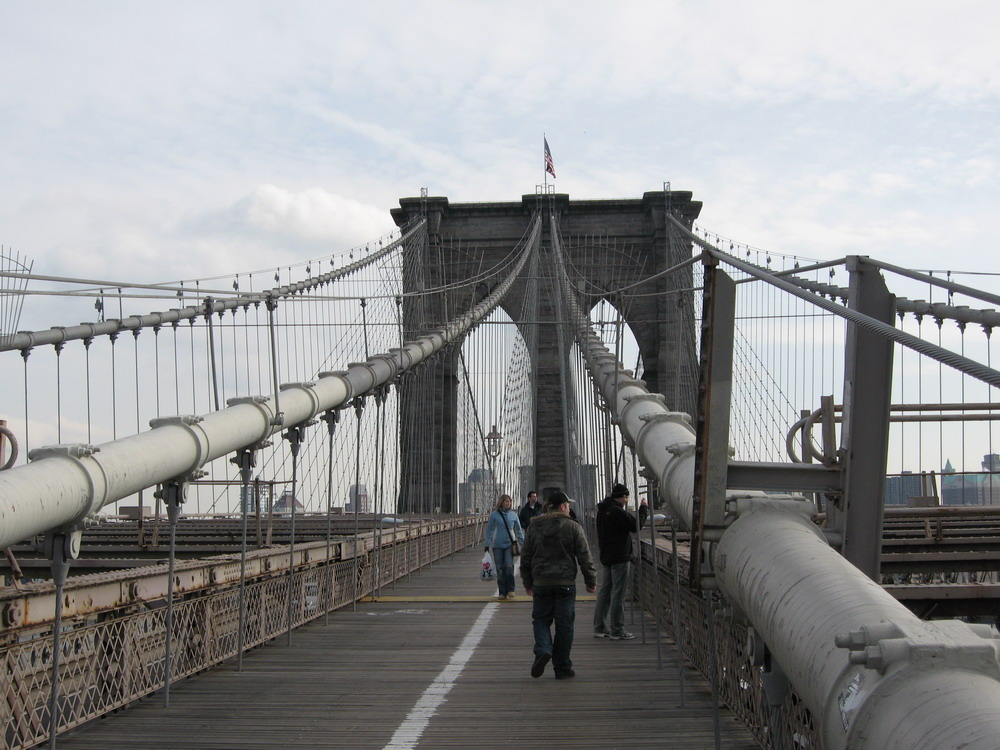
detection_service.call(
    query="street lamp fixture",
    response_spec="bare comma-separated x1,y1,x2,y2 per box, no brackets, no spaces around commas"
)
485,425,502,458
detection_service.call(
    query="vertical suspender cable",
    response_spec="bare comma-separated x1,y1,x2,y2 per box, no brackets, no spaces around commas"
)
162,482,182,707
172,322,180,416
218,307,228,410
231,304,241,399
235,449,253,671
132,331,144,520
45,535,70,750
54,344,62,443
204,297,220,411
631,447,646,643
84,339,92,444
242,300,253,401
187,320,198,507
352,399,364,609
153,328,161,419
371,392,383,592
267,296,283,428
286,272,299,382
253,284,265,399
392,381,401,587
394,296,404,586
705,592,722,750
670,516,687,706
110,333,118,440
323,410,338,625
109,333,119,511
284,425,303,645
987,328,995,471
645,466,663,670
303,284,322,505
361,297,370,359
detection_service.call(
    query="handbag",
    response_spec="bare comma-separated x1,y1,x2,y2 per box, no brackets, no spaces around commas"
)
501,511,521,557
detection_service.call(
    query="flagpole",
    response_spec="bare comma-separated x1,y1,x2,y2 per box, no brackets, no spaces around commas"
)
543,132,547,193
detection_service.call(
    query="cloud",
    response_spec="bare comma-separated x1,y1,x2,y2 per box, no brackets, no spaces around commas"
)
2,0,999,287
155,185,401,284
216,184,394,248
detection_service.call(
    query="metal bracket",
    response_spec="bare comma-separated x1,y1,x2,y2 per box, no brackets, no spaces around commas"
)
43,527,84,566
352,396,367,418
229,448,257,483
282,419,315,458
156,478,192,524
319,408,342,436
280,381,317,390
726,461,843,494
27,443,101,461
150,416,210,478
226,396,278,448
836,620,1000,677
150,415,203,428
227,395,269,406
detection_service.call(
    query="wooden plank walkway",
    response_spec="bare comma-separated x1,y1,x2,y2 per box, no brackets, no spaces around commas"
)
55,548,760,749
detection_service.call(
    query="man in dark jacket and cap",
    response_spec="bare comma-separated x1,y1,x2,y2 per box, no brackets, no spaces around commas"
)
593,483,648,640
520,490,597,679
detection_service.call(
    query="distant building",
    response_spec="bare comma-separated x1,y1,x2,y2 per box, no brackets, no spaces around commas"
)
984,454,1000,505
273,490,305,515
240,483,265,513
884,471,923,506
941,455,1000,505
459,468,499,514
347,484,369,513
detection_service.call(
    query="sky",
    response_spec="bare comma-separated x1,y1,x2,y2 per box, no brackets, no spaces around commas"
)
3,0,999,306
1,0,999,505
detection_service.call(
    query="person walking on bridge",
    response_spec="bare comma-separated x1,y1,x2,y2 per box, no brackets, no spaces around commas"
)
520,491,597,679
484,494,524,600
593,483,648,640
518,489,543,531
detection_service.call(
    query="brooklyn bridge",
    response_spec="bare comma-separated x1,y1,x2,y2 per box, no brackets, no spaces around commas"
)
2,188,1000,749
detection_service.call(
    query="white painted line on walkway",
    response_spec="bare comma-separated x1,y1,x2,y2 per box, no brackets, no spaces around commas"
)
382,602,498,750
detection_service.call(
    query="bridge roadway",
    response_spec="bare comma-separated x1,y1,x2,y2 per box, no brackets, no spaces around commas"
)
54,547,759,750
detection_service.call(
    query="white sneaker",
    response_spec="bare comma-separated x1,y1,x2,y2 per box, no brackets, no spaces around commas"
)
609,631,635,640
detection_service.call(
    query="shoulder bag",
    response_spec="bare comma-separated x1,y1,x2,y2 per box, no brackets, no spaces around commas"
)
501,511,520,556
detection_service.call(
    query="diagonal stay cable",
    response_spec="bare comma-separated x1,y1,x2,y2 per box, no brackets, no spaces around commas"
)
667,213,1000,390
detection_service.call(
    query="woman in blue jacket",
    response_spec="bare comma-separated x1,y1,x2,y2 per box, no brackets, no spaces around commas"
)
484,494,525,600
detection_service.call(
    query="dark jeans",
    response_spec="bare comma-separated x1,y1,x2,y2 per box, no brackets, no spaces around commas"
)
492,545,516,596
594,561,630,635
531,584,576,675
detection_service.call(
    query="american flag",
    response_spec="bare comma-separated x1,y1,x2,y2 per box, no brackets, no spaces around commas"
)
544,137,556,178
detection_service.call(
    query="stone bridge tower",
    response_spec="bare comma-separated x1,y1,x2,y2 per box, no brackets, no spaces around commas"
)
390,190,701,513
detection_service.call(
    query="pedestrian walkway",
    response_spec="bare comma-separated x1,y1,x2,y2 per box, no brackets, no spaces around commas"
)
55,547,760,749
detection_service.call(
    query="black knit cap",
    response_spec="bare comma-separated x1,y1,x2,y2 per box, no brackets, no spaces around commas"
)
611,483,629,498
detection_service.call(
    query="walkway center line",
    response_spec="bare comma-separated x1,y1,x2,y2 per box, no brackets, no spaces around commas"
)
382,602,498,750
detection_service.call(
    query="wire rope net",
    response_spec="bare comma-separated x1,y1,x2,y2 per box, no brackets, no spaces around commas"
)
0,225,425,518
5,191,1000,750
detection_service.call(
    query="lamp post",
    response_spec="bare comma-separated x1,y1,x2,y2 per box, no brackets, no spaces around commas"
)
485,425,502,503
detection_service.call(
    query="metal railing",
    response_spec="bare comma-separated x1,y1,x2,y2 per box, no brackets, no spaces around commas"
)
2,518,483,750
635,532,820,750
